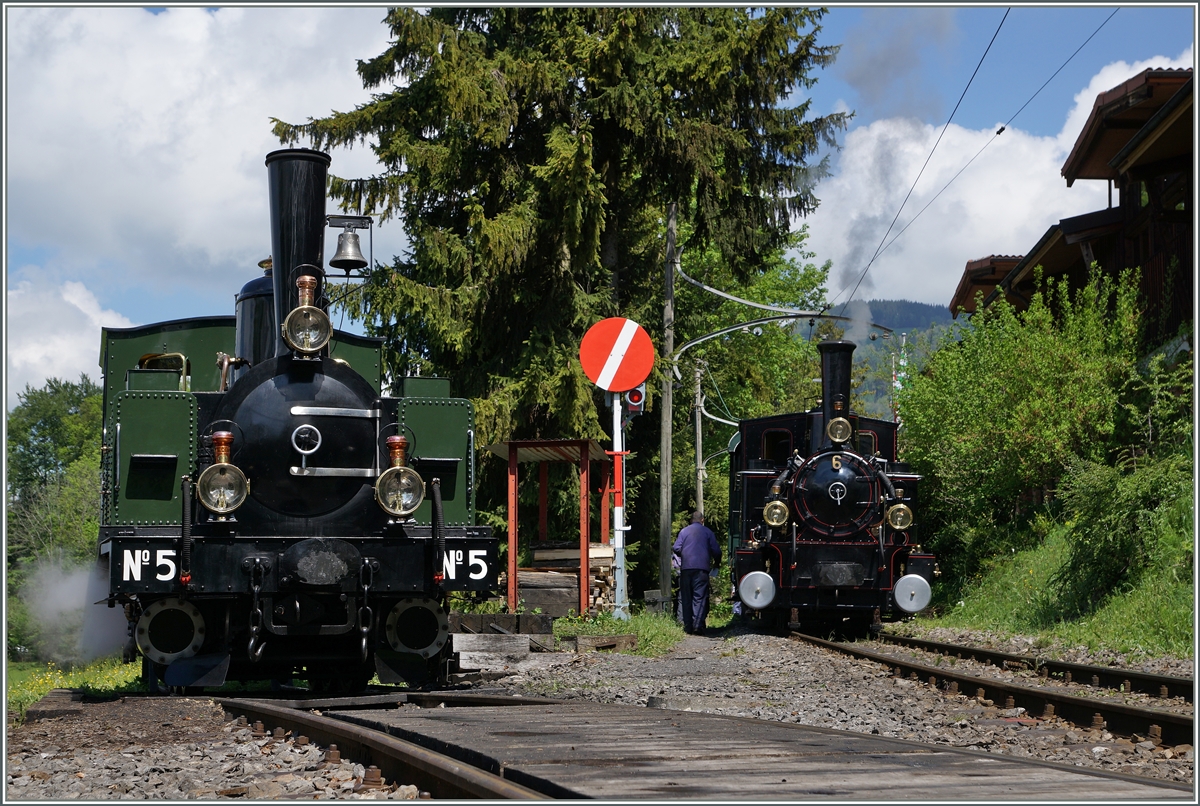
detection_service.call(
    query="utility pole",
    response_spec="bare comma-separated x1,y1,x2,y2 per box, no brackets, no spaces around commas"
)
694,361,704,515
659,203,677,597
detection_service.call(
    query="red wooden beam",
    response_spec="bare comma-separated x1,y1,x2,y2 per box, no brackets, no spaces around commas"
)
599,462,611,546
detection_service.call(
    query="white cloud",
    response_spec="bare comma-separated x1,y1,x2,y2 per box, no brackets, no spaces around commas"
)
805,46,1194,309
6,275,134,408
5,7,406,298
5,7,409,407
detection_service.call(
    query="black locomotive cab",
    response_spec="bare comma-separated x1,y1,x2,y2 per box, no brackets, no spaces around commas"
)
729,339,935,632
97,149,499,692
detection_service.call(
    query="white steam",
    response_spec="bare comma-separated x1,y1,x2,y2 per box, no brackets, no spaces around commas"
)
20,560,128,665
842,299,874,345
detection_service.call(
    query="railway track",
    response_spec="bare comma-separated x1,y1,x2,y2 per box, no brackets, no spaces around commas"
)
212,692,548,799
791,632,1194,747
212,689,1192,799
876,631,1194,702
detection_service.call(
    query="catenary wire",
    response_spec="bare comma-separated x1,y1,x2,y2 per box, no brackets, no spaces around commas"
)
704,362,736,420
830,6,1118,297
831,8,1010,315
870,7,1120,261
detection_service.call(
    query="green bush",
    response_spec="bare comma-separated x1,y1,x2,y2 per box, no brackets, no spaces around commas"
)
900,268,1140,596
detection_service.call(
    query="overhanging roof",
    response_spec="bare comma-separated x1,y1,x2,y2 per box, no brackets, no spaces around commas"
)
1061,68,1192,186
486,439,609,464
983,225,1067,307
1110,76,1194,177
949,255,1022,318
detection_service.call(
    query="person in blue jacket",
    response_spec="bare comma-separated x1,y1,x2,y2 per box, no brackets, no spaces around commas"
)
673,511,721,635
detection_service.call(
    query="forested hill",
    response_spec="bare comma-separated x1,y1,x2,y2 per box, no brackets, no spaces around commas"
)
861,299,953,332
848,299,959,420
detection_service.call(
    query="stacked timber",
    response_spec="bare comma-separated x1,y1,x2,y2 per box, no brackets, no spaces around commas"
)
530,543,616,616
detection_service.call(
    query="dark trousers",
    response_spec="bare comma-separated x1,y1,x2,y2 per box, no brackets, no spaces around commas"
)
680,569,710,633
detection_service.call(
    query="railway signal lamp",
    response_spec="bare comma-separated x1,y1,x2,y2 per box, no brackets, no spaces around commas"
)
625,383,646,415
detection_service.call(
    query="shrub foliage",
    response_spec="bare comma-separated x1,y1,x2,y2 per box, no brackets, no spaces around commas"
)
900,267,1192,624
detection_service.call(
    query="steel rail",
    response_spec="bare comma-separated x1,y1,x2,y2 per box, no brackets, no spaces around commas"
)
213,696,549,799
877,632,1194,702
790,632,1193,747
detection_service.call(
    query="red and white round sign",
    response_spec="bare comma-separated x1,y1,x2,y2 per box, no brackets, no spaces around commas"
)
579,318,655,392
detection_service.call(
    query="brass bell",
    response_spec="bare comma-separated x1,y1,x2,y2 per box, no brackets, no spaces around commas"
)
329,228,367,271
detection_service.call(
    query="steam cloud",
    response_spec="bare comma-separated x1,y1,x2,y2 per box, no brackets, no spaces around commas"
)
20,560,128,665
841,299,874,345
837,7,957,122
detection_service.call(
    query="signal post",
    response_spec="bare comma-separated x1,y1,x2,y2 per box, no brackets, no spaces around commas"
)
579,319,654,621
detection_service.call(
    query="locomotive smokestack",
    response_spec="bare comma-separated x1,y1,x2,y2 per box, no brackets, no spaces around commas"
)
817,340,856,440
265,148,331,357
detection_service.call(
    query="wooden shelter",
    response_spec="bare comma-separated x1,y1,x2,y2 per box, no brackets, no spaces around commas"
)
485,439,611,615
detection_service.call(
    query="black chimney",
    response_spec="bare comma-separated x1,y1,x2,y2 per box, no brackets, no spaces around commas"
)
817,340,856,440
265,148,331,357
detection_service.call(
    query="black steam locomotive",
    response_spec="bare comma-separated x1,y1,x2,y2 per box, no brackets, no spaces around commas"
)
97,149,498,691
729,339,936,632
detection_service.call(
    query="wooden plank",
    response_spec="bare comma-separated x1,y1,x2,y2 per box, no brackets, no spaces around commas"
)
329,703,1190,801
532,546,614,562
516,571,577,589
518,614,554,634
456,653,535,672
576,634,637,653
451,634,530,654
481,614,518,634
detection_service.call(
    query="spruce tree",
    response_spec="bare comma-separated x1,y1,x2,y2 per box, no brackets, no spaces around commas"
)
273,8,848,547
275,7,845,429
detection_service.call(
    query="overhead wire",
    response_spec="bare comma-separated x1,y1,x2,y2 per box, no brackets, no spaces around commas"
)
832,7,1010,316
869,7,1120,261
830,5,1118,302
704,362,735,420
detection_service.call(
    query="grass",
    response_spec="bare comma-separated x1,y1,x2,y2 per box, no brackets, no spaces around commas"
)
554,609,685,657
6,655,143,722
911,521,1194,659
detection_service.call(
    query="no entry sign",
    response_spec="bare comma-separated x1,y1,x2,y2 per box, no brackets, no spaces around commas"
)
579,317,655,392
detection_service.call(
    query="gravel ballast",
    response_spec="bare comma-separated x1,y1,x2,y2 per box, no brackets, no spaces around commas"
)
6,626,1192,798
6,697,423,800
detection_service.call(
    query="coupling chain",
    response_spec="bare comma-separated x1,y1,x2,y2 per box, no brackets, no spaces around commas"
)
248,558,266,663
358,558,375,663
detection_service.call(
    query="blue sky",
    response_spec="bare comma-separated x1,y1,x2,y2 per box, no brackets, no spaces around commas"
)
4,5,1195,406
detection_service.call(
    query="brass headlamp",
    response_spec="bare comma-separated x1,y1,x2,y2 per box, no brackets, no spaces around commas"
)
826,417,853,444
375,435,426,518
196,431,249,516
763,500,789,528
886,503,914,530
282,275,332,355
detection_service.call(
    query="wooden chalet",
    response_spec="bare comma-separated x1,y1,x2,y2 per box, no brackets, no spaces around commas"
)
951,68,1193,344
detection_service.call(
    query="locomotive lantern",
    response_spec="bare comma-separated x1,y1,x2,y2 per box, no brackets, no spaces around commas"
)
729,339,936,632
96,148,499,692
